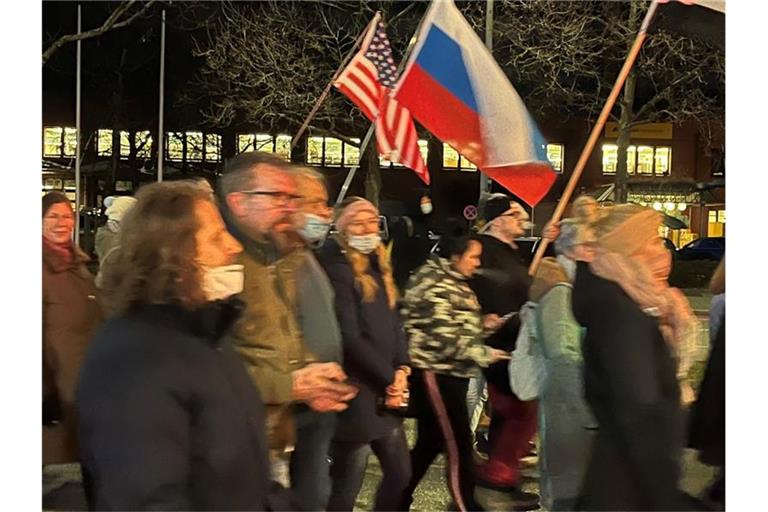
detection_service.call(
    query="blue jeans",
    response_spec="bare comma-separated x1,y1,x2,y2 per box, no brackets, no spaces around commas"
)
327,425,411,511
290,409,337,510
467,374,488,433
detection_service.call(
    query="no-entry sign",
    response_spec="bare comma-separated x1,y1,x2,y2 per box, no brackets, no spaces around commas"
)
463,205,478,221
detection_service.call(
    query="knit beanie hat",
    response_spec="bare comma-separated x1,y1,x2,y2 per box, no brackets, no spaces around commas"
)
594,204,662,257
481,193,529,223
334,197,379,234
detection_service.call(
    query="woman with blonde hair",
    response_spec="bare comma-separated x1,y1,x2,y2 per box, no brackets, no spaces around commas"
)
317,196,411,511
571,203,694,510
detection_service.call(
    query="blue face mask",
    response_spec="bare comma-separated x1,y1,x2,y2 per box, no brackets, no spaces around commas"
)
298,213,331,243
347,233,381,254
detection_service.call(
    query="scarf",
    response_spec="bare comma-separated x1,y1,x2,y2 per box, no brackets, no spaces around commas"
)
43,236,74,267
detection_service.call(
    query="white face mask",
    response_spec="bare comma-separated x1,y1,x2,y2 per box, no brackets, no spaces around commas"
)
347,234,381,254
201,264,245,301
420,200,433,215
298,213,331,243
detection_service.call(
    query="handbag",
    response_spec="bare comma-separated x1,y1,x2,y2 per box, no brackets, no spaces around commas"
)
508,302,546,401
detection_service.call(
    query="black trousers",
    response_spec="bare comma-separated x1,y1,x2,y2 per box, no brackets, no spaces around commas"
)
400,369,477,511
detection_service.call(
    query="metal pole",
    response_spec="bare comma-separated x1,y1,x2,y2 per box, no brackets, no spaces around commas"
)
75,4,82,245
334,123,376,206
529,0,662,275
157,9,166,182
478,0,494,200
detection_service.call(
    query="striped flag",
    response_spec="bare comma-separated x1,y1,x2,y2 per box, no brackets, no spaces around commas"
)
335,16,430,184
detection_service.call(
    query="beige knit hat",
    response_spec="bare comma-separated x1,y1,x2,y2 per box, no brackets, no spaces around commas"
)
593,204,662,257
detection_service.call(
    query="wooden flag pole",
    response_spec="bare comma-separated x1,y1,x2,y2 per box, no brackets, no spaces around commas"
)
528,0,661,276
290,13,380,151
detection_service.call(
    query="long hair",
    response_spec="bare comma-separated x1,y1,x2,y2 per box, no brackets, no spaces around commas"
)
99,181,212,316
337,235,398,309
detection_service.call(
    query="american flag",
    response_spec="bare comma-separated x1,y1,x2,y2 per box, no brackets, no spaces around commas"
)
335,18,430,184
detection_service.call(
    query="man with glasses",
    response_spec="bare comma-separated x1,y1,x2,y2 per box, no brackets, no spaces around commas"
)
218,152,357,489
469,193,540,511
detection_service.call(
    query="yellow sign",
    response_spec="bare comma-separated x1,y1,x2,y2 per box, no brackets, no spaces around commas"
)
605,122,673,140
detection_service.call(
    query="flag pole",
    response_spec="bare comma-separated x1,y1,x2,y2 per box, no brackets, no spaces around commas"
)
333,9,428,205
478,0,494,201
528,0,662,276
157,9,166,182
290,13,380,151
75,4,82,246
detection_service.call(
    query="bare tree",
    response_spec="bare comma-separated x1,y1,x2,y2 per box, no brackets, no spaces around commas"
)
43,0,158,65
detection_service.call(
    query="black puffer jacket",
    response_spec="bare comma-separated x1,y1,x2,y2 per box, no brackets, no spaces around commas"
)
77,298,292,511
468,234,531,393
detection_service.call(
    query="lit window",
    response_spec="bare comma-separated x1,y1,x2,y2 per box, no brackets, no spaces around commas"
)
546,143,564,173
97,129,113,157
167,132,184,161
718,209,725,223
43,127,63,157
120,131,131,159
253,134,273,152
324,138,343,166
636,146,654,174
63,127,78,157
238,134,255,153
418,139,429,165
443,143,477,172
275,135,292,160
307,137,324,165
654,147,672,175
135,131,153,159
602,144,618,174
345,138,361,166
443,144,459,169
627,145,637,174
603,144,671,176
205,134,221,162
186,132,204,161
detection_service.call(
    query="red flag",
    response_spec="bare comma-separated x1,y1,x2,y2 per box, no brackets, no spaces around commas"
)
334,17,430,185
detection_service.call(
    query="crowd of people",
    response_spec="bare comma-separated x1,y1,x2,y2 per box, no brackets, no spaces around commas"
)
42,151,724,511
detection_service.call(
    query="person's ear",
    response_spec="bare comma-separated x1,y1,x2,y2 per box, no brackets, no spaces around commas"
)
226,193,247,218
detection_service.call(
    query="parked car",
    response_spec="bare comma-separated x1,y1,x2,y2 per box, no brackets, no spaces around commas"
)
676,237,725,261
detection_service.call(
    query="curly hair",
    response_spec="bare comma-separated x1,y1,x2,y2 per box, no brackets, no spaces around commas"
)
99,181,213,315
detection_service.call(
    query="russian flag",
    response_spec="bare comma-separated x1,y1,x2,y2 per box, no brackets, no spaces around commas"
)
393,0,556,206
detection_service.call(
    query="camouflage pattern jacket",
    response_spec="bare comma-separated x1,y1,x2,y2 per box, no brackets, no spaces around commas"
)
401,257,493,378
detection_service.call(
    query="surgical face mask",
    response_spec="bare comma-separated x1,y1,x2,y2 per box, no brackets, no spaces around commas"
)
420,200,433,215
201,264,245,301
298,213,330,243
347,233,381,254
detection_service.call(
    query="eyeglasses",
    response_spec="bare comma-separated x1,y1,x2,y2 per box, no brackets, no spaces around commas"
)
239,190,302,205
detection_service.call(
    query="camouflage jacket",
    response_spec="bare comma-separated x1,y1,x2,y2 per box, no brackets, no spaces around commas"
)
401,257,493,378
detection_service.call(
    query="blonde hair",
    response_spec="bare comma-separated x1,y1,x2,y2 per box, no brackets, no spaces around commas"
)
336,235,398,309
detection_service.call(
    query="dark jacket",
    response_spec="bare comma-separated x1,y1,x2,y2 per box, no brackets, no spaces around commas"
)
571,262,684,511
317,237,410,443
688,314,725,467
76,299,291,511
43,242,103,464
468,234,531,393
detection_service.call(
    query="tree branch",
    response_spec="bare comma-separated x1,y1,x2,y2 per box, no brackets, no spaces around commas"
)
42,0,158,65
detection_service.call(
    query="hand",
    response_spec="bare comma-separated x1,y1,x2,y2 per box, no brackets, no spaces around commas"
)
393,368,409,390
489,348,511,363
384,394,405,409
542,220,561,242
292,363,359,413
483,314,503,331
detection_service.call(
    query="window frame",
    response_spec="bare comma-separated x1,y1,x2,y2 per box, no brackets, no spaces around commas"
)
601,143,672,176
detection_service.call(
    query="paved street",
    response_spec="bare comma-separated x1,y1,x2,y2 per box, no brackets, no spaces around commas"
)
43,290,719,511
